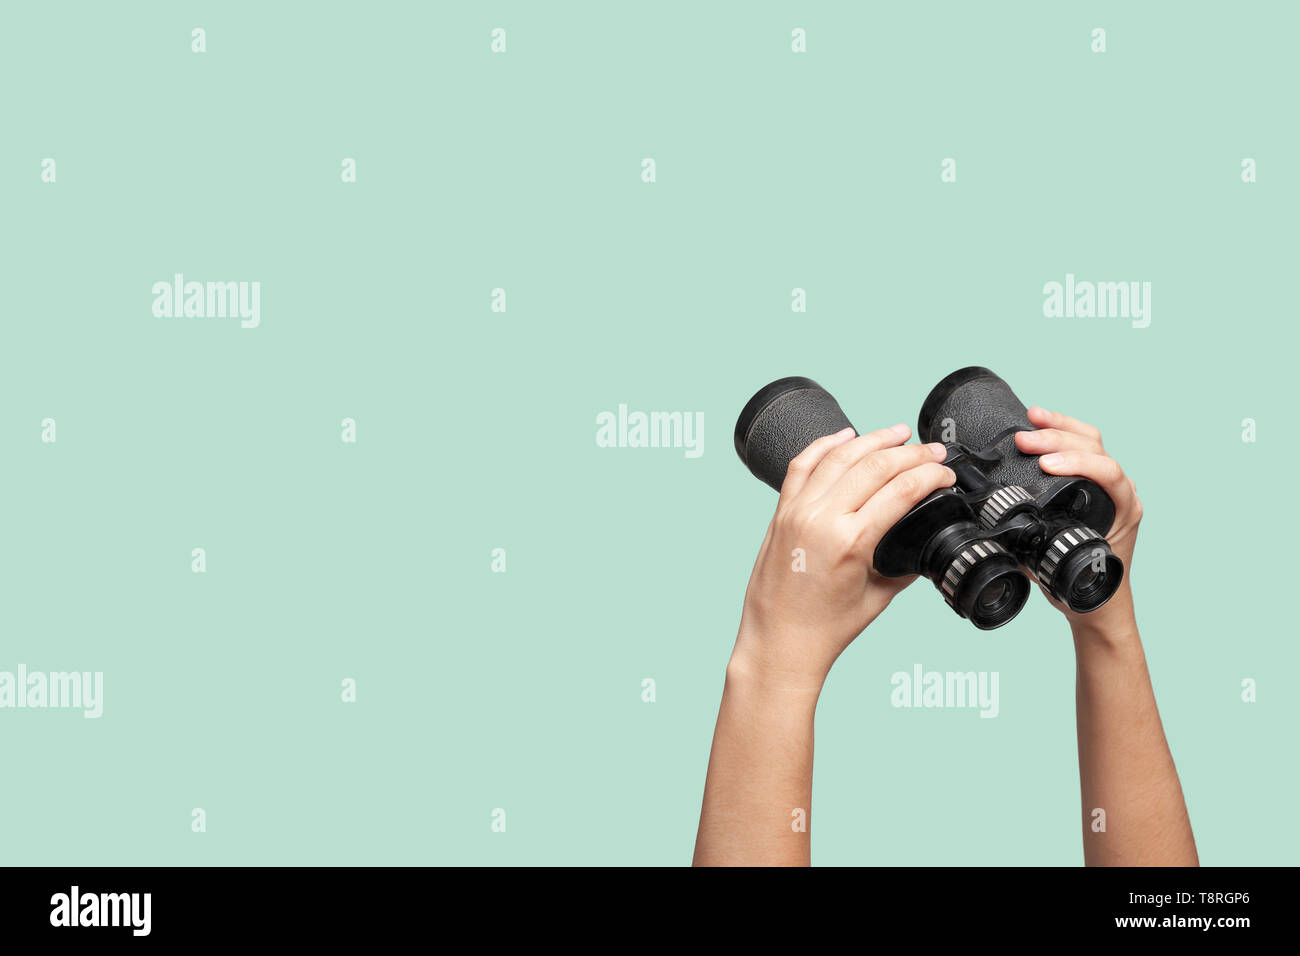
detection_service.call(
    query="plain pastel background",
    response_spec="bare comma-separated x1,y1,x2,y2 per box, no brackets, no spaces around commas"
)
0,2,1294,865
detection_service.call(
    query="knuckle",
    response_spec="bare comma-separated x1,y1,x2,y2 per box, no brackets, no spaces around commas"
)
842,464,870,493
892,471,920,499
825,444,856,468
862,451,893,480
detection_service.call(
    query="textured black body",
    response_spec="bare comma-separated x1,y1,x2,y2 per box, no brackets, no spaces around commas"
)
734,377,854,491
918,366,1070,502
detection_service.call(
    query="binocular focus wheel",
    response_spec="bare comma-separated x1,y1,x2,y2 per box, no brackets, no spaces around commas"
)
940,539,1009,606
1037,526,1102,589
977,485,1033,530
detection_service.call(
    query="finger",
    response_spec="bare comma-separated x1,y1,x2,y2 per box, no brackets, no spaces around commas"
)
848,461,957,544
1026,406,1103,445
1015,427,1103,456
1037,450,1136,511
825,442,949,514
797,423,912,501
777,427,856,501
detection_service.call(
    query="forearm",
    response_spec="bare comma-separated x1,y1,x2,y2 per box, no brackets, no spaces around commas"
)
1071,591,1197,866
692,655,820,866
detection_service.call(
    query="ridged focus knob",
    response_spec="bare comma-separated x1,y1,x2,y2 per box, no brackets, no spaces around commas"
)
977,485,1033,530
1037,525,1102,588
940,539,1010,610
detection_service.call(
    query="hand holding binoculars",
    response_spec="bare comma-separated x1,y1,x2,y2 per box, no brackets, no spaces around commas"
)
733,367,1123,629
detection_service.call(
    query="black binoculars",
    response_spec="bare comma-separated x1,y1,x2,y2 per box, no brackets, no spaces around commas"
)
733,367,1123,629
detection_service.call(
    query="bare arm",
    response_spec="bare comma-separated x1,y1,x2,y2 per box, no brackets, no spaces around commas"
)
1070,601,1197,866
692,662,818,866
694,425,955,866
1018,408,1197,866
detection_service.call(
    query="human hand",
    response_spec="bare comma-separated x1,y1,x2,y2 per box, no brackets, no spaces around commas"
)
1014,406,1143,634
730,425,956,695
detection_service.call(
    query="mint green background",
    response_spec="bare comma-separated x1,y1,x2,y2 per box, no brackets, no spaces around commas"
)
1,2,1294,866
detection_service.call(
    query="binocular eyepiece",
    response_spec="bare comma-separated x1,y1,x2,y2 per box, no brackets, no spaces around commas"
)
734,368,1123,630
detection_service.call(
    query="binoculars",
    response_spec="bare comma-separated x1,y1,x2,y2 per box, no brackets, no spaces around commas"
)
733,367,1122,629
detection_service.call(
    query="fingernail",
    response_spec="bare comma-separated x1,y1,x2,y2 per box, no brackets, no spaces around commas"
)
891,423,910,436
943,466,957,482
927,442,947,458
1040,453,1063,467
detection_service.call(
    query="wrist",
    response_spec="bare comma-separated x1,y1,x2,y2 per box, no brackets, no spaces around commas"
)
1067,583,1141,652
725,639,827,710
